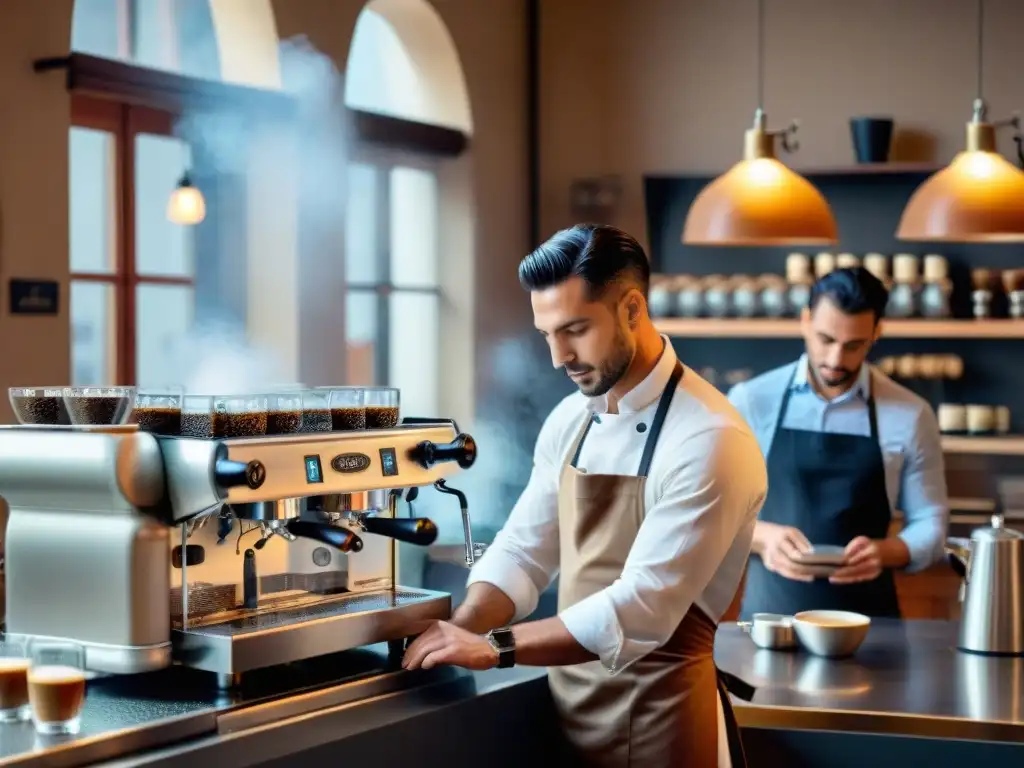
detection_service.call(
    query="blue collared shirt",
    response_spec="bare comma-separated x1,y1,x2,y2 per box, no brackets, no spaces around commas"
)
727,355,949,572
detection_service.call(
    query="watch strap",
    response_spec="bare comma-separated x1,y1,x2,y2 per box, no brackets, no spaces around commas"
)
487,627,516,668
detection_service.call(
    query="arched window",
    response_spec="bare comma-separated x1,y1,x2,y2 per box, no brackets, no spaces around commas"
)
67,0,281,387
343,0,472,421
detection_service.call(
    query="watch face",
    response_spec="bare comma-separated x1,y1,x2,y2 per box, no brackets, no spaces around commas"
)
491,628,514,650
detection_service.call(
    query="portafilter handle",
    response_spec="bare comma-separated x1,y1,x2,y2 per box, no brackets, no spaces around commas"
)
286,520,364,553
359,515,439,546
411,434,477,470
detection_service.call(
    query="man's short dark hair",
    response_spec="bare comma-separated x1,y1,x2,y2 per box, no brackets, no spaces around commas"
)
809,266,889,322
518,223,651,299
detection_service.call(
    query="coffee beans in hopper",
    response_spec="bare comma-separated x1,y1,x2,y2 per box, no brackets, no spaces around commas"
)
331,407,366,431
267,410,302,434
212,412,267,438
181,413,213,438
301,408,331,432
131,407,182,436
12,396,69,425
366,406,399,429
65,395,131,425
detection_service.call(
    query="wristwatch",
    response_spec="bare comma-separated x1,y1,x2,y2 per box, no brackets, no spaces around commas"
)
487,627,516,668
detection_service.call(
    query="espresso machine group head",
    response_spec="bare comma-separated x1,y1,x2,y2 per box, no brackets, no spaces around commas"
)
0,418,479,685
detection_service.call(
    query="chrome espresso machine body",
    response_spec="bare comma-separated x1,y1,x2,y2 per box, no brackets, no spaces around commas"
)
0,420,478,686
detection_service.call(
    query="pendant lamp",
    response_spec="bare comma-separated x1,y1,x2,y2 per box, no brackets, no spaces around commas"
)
167,173,206,225
897,0,1024,242
682,0,837,246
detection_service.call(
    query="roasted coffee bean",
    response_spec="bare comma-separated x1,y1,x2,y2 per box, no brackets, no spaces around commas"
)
180,412,213,438
212,412,267,438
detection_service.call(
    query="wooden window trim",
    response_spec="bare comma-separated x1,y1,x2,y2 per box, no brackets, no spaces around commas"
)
41,53,469,158
71,94,196,385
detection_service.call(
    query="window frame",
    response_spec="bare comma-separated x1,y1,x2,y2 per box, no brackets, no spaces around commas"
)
70,94,195,385
346,145,443,387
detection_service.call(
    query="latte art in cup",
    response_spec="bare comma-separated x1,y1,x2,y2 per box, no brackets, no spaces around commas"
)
28,665,87,733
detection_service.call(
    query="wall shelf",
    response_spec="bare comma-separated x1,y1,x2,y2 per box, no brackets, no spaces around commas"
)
655,318,1024,339
941,435,1024,456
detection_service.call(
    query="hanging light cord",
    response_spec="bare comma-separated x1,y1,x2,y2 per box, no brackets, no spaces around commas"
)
976,0,984,101
756,0,765,111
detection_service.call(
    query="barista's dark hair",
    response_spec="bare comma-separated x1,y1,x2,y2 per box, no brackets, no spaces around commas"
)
518,224,651,299
809,266,889,323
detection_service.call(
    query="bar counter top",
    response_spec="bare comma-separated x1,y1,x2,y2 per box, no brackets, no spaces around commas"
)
714,618,1024,743
4,619,1024,767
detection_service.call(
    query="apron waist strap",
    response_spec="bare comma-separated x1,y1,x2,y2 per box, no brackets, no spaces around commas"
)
716,667,754,768
717,667,756,701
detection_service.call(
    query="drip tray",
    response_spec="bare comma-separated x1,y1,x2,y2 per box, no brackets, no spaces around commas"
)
173,587,451,676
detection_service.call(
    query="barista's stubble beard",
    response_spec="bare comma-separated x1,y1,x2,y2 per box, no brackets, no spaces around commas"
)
569,325,635,398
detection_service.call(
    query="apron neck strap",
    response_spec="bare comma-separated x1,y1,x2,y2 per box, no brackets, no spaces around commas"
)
774,363,879,440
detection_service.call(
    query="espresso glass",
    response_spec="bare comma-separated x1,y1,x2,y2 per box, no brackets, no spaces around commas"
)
132,387,184,435
8,387,70,426
181,395,214,438
267,393,304,435
28,642,86,735
325,387,367,431
0,638,31,722
62,386,136,426
212,395,269,438
300,390,331,433
365,387,400,429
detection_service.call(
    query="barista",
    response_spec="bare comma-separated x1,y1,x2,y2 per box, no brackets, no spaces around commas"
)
403,224,767,767
730,267,950,619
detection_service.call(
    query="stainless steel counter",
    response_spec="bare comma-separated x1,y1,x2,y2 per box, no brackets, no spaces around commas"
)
715,618,1024,743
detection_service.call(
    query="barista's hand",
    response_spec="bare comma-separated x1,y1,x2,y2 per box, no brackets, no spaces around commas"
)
402,620,498,671
829,536,883,584
758,522,815,582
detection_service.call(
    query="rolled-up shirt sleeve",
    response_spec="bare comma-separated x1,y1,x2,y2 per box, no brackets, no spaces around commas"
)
897,405,949,572
559,426,767,673
465,411,564,622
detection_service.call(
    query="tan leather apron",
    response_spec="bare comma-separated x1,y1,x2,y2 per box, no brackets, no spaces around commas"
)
548,362,753,768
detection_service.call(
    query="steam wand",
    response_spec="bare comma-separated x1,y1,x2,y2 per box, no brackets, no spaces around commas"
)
434,479,482,566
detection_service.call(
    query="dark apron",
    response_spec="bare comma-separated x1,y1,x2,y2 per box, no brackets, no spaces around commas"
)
550,362,754,768
739,368,900,620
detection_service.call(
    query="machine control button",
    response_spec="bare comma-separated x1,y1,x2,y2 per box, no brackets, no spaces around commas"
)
245,460,266,489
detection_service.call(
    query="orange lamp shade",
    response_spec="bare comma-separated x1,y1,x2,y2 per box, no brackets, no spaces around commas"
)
896,150,1024,242
682,157,839,246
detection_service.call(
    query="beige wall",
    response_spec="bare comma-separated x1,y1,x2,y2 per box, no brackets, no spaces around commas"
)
0,0,529,424
539,0,1024,250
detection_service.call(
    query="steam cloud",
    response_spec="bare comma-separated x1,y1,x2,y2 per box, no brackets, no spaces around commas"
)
152,36,570,553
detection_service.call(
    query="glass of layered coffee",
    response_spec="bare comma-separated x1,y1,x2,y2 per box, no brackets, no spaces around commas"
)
211,396,269,438
365,387,400,429
28,641,87,735
0,638,31,722
267,392,303,435
325,387,366,431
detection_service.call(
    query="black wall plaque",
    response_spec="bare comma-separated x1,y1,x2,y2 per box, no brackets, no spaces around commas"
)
9,279,59,315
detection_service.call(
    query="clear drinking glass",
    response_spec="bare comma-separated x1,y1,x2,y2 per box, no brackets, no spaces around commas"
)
131,386,184,435
0,638,31,722
212,395,269,438
267,392,303,435
62,386,136,426
324,387,366,431
364,387,400,429
28,641,87,735
300,390,331,433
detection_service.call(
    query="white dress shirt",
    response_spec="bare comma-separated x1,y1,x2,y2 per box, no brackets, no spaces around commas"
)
468,337,768,674
727,355,949,572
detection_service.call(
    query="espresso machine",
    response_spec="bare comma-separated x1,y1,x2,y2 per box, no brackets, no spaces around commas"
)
0,419,479,687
